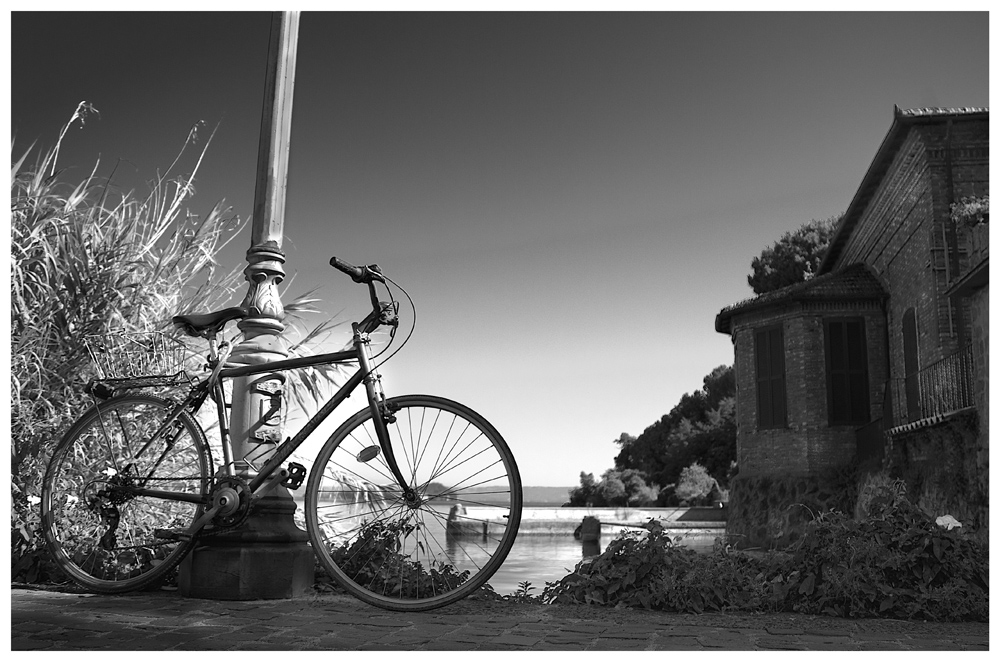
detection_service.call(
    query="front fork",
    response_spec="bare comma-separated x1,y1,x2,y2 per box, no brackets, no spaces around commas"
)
355,328,419,505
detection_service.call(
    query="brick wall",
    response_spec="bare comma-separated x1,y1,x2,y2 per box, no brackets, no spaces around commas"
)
731,301,886,478
832,120,988,379
967,282,988,537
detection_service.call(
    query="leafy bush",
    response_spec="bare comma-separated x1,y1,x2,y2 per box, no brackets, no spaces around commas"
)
543,520,778,612
950,195,989,228
324,519,474,598
774,496,988,620
541,486,988,621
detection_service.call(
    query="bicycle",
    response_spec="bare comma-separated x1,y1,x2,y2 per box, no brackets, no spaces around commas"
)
40,257,522,611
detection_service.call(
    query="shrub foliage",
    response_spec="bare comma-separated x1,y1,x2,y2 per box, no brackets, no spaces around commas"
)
542,484,987,621
12,107,348,586
11,105,247,583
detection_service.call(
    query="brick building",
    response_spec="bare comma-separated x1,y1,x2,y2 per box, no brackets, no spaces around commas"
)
715,107,988,547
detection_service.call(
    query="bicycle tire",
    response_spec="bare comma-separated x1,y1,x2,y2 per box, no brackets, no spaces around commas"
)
305,395,522,611
41,393,211,593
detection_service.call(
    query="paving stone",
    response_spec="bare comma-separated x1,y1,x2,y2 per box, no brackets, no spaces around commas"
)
10,588,990,652
795,632,853,645
491,633,542,647
756,636,810,650
427,641,475,650
855,631,907,641
11,638,53,650
900,640,967,650
600,631,651,640
699,635,755,648
558,623,608,634
404,623,460,635
531,642,586,650
804,627,852,637
766,626,805,635
12,621,56,633
855,640,908,650
650,636,704,649
591,639,649,650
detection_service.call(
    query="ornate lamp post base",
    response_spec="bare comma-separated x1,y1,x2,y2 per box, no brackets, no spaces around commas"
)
178,244,315,599
179,486,314,600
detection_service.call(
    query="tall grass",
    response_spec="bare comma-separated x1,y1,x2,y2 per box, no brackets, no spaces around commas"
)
10,103,340,582
10,104,247,580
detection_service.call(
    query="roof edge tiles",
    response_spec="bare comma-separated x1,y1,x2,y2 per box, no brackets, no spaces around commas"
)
818,106,989,275
715,263,887,334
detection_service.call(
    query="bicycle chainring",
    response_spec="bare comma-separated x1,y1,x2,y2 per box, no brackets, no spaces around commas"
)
207,476,253,531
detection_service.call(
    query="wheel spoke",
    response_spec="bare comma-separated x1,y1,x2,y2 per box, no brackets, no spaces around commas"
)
41,394,209,593
306,396,521,610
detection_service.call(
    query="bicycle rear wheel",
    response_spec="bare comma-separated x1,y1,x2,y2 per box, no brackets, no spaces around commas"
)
41,393,211,592
305,395,522,611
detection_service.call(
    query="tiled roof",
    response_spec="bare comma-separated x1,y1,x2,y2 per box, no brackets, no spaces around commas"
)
897,107,988,118
715,263,887,334
818,105,989,274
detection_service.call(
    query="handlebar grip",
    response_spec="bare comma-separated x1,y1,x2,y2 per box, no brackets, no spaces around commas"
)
330,257,366,283
330,257,385,284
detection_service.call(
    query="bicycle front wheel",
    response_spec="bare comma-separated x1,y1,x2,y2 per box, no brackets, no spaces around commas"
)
41,393,211,592
305,395,522,611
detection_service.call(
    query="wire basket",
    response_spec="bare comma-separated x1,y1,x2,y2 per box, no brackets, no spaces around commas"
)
85,331,191,385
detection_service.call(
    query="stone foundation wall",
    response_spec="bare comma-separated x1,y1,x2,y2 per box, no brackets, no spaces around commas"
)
887,410,986,541
726,472,856,549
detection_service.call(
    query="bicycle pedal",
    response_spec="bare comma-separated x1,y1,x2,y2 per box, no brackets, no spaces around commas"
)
281,462,307,490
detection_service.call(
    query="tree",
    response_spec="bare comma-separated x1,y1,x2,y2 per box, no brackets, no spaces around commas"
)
747,215,840,295
674,463,720,506
601,469,659,506
567,472,601,506
613,365,736,502
565,469,659,507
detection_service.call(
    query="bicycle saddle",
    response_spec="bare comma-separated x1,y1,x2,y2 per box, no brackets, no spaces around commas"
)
172,307,249,337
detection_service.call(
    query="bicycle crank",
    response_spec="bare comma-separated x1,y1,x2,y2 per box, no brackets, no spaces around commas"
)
208,476,253,529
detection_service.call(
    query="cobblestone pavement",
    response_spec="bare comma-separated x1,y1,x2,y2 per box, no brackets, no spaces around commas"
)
11,587,989,651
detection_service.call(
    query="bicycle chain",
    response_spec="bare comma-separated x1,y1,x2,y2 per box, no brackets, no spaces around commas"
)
109,474,256,539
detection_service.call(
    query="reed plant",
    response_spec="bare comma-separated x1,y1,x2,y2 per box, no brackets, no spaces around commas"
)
11,103,339,583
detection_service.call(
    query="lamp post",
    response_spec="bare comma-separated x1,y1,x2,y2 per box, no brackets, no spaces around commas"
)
179,11,313,600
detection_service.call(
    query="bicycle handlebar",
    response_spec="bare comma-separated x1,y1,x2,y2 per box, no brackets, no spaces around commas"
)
330,256,385,284
331,256,396,333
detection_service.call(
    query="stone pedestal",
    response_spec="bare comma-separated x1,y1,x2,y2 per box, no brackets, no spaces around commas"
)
179,485,314,600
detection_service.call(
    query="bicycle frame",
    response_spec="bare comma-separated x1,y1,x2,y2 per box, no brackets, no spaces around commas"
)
215,325,407,496
98,261,415,528
48,259,521,606
116,324,407,524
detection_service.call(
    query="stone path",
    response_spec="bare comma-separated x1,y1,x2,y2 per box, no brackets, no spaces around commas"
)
10,587,989,651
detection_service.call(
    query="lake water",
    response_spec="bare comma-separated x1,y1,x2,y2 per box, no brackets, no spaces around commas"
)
294,497,724,596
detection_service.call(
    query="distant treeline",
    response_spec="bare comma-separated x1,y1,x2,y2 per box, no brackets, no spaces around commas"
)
567,365,736,508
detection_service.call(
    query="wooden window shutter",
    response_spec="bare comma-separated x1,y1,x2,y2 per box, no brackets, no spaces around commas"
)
755,325,787,429
825,317,870,425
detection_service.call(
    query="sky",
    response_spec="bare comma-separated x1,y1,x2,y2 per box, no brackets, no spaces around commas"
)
7,8,991,488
